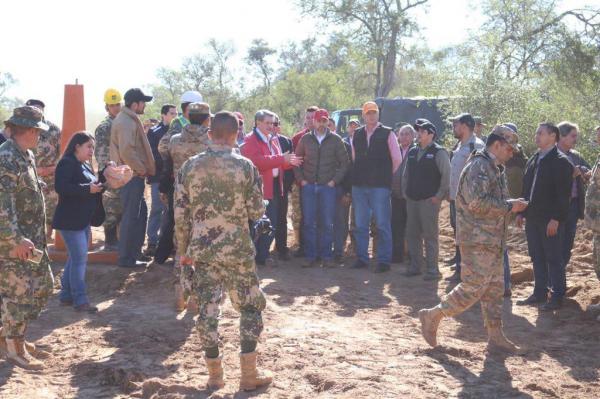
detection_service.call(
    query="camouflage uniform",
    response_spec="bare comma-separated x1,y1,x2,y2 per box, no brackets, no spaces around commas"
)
158,116,188,161
94,115,122,230
32,120,60,225
440,149,513,328
585,156,600,280
175,143,266,350
0,139,54,337
167,124,210,294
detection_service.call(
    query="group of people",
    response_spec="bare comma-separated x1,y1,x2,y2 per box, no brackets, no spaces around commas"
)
0,86,599,392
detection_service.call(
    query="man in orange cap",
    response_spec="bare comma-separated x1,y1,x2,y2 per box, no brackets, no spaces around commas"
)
350,101,402,273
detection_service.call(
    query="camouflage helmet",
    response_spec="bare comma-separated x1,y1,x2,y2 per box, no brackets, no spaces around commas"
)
490,124,519,150
4,106,49,131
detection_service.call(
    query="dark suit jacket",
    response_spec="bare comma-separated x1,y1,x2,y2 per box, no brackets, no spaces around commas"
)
52,154,102,230
276,134,294,194
521,146,573,223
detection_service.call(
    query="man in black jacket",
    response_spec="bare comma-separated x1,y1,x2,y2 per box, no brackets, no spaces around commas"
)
273,114,294,261
517,122,573,311
145,104,177,256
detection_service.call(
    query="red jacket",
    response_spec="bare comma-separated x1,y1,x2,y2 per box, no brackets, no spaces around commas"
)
241,129,288,200
292,128,309,151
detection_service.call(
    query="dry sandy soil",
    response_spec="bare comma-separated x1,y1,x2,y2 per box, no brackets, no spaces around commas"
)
1,204,599,398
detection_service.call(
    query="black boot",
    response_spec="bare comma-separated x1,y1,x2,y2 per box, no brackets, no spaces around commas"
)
101,225,118,251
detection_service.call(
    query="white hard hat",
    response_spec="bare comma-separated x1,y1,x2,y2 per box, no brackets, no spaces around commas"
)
181,90,203,103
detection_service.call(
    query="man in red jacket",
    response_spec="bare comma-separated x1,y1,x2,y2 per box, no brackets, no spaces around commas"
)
290,106,319,257
241,110,302,265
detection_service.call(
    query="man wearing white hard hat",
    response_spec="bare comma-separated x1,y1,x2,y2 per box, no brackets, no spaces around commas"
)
157,90,203,160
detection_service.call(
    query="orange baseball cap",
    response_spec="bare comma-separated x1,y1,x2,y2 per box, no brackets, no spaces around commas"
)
362,101,379,114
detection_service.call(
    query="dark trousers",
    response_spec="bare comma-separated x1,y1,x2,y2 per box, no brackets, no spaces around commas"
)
256,179,280,263
118,176,147,265
391,197,407,262
449,200,461,273
154,190,174,264
275,189,290,255
562,200,580,268
525,218,566,299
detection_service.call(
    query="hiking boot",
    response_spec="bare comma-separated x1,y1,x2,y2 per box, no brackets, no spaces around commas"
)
205,356,225,390
350,259,368,269
487,325,525,355
418,306,444,348
6,337,44,370
101,225,118,251
239,352,272,391
302,259,320,268
175,284,186,312
373,263,390,273
516,294,546,306
24,340,51,359
540,296,563,311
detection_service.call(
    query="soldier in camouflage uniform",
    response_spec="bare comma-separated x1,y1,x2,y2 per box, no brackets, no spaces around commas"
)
175,111,272,391
165,102,211,312
157,90,203,161
26,99,61,241
95,89,123,250
0,106,55,369
418,125,528,354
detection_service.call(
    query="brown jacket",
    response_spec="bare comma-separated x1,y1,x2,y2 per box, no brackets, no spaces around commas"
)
110,107,155,176
294,130,349,185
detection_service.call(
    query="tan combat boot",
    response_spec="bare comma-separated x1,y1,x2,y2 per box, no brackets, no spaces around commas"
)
24,340,51,359
175,283,186,312
487,325,525,355
239,352,272,391
6,337,44,370
418,306,444,347
205,356,225,389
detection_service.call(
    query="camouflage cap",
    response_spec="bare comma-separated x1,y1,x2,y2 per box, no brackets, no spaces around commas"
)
490,124,519,150
188,102,213,117
4,106,49,131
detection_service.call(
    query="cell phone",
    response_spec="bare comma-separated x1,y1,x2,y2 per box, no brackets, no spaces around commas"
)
29,248,44,264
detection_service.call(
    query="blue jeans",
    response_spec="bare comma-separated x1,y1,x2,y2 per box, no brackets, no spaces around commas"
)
118,176,148,265
352,186,392,264
59,227,91,306
525,218,566,299
333,187,351,257
302,184,336,261
256,178,280,264
146,183,165,246
503,249,511,291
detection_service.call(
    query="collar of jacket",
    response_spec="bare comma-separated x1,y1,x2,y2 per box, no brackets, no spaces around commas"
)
475,149,506,172
122,106,144,126
253,127,273,144
310,128,332,140
208,143,234,153
181,124,208,140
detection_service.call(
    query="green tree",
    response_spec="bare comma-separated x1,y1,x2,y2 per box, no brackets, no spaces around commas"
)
246,39,277,92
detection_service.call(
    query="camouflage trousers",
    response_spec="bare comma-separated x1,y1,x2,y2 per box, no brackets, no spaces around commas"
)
103,188,122,230
0,261,54,337
42,177,58,226
290,185,302,246
440,244,504,328
194,260,266,350
594,234,600,281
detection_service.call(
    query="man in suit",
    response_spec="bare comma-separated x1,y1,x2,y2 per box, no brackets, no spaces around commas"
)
516,122,573,311
273,114,294,261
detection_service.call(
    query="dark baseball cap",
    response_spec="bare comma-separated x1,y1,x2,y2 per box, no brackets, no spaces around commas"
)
124,88,153,103
414,118,437,135
451,113,475,129
25,99,46,109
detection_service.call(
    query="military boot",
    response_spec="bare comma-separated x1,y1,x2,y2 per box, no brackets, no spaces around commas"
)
101,225,118,251
205,356,225,389
239,352,272,391
187,296,199,314
24,340,51,359
418,305,444,347
6,337,44,370
487,325,524,354
175,283,186,312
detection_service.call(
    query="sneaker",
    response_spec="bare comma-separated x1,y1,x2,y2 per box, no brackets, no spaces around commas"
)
374,263,391,273
74,303,98,313
350,259,368,269
516,294,546,306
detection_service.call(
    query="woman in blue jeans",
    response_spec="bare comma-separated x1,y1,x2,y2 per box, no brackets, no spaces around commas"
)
52,132,104,312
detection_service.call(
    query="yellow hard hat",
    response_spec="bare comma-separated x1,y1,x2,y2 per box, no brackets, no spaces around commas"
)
104,88,122,105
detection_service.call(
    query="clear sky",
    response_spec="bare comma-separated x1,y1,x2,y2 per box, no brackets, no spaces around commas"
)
2,0,484,126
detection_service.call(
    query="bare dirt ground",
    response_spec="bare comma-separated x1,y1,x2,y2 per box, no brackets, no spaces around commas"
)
1,203,599,398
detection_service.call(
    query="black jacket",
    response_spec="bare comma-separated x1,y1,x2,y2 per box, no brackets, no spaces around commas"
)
276,134,295,194
521,146,573,223
147,122,168,184
52,154,103,230
340,137,353,194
